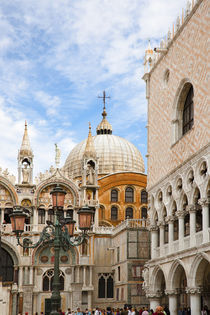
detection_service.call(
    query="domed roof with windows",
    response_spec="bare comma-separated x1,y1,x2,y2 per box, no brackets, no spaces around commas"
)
64,98,145,178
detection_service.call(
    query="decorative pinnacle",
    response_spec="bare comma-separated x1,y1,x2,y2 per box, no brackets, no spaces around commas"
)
19,120,33,157
84,122,96,157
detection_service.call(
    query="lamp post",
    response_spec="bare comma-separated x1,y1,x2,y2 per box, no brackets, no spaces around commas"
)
10,184,94,315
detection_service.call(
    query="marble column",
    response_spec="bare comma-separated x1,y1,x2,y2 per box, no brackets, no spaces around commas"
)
89,266,93,287
19,266,23,288
11,284,18,315
188,288,201,315
199,198,209,243
177,211,184,249
167,216,174,244
159,223,164,256
165,291,177,315
188,205,196,246
150,226,158,259
149,297,160,311
33,292,38,314
83,266,86,287
88,291,92,309
29,266,33,285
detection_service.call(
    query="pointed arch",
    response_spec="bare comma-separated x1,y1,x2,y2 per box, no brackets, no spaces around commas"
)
189,253,210,287
168,259,188,290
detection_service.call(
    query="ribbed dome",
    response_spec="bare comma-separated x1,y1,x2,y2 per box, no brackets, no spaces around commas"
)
64,134,145,178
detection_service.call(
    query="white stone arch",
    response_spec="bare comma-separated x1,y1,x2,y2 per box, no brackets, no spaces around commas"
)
204,178,210,197
154,189,163,209
164,182,173,205
184,166,195,192
189,253,210,288
188,184,201,205
167,259,188,290
150,265,167,292
171,78,194,144
168,198,177,216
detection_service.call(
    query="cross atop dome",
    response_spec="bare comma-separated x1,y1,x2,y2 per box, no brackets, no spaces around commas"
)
96,91,112,135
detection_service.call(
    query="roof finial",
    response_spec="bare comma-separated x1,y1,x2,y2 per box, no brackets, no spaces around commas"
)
98,90,110,119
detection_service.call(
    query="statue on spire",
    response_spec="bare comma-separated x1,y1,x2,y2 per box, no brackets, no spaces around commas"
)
55,143,61,168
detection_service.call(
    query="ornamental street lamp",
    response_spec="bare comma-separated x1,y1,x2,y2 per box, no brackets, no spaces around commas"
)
10,184,94,315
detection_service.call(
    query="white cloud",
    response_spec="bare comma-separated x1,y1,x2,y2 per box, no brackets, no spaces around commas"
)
35,91,61,116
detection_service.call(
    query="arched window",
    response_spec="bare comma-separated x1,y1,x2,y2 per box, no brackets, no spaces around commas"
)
98,273,114,299
183,85,194,135
141,207,147,219
38,209,45,224
111,206,118,220
107,276,114,298
125,187,134,203
126,207,133,219
172,82,194,143
141,190,148,203
1,248,14,282
111,189,118,202
98,276,105,298
43,269,64,291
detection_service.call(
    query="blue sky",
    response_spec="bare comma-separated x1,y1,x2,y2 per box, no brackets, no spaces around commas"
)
0,0,186,178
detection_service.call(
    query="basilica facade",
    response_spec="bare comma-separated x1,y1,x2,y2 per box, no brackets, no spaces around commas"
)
143,0,209,314
0,105,149,314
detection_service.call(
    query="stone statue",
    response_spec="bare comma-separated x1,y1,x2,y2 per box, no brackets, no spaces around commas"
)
55,143,61,168
22,164,30,183
87,164,95,185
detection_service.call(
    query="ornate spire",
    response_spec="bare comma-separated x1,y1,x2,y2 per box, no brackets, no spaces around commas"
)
96,91,112,135
84,123,96,158
19,121,33,157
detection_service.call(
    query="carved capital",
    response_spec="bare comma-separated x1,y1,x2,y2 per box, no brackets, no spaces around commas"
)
166,215,174,223
186,204,196,213
198,198,208,207
147,290,163,299
165,289,178,296
185,287,202,294
157,221,165,227
149,225,158,231
176,210,185,218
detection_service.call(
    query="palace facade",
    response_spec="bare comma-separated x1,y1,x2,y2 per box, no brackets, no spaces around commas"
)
143,0,209,314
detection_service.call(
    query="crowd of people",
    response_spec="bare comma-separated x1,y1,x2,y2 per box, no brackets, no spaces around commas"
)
20,304,210,315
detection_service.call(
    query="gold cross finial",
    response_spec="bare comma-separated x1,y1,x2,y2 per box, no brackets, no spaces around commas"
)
98,90,110,110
